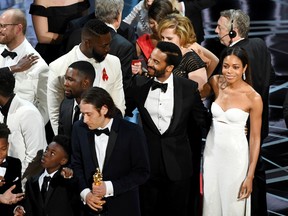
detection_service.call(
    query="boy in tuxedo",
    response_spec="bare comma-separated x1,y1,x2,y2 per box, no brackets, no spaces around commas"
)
0,123,23,216
14,135,80,216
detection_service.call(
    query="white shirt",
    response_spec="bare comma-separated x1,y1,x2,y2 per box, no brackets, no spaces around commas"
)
145,74,174,134
0,159,7,176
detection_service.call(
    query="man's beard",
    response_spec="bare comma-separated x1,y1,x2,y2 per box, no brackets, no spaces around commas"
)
92,50,106,62
147,66,165,78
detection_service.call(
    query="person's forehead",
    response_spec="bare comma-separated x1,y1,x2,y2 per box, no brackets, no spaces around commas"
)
66,67,79,75
0,11,13,22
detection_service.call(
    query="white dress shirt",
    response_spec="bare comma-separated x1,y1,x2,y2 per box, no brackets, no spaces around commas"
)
145,74,174,134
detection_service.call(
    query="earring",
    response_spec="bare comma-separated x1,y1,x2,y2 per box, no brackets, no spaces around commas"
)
242,72,246,80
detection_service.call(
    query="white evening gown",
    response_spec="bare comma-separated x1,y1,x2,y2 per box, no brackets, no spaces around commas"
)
203,102,251,216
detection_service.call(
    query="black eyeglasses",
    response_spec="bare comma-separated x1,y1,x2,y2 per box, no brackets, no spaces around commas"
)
0,23,18,29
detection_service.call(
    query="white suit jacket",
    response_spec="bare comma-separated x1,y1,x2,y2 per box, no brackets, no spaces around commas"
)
0,95,47,176
0,40,49,124
48,45,125,134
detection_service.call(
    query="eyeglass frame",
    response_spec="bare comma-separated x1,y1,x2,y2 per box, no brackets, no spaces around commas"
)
0,23,19,29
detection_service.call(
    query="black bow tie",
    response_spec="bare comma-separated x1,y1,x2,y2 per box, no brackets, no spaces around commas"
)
93,128,110,136
1,48,17,59
0,161,8,168
151,81,168,93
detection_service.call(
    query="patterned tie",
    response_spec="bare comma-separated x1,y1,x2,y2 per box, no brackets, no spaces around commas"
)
1,48,17,59
93,128,110,136
151,81,168,93
41,176,51,201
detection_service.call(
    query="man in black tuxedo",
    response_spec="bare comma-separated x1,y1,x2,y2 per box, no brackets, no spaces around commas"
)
125,41,210,216
64,0,136,91
215,9,275,216
58,61,95,138
71,87,150,216
0,123,22,216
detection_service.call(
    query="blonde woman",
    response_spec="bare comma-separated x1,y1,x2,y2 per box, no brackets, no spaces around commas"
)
158,13,216,90
158,13,219,82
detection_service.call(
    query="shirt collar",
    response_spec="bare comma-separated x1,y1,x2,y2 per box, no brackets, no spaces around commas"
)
76,45,97,63
229,37,245,47
105,23,117,32
43,169,58,178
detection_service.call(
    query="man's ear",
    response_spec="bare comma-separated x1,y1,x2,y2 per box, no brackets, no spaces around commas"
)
82,79,89,89
60,158,68,166
100,105,108,116
166,65,174,73
82,38,91,48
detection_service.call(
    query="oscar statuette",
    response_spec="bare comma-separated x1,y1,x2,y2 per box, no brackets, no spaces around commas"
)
91,168,107,215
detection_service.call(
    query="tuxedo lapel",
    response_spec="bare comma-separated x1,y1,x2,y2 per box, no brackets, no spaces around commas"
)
138,79,161,134
103,119,119,173
31,174,44,205
65,99,74,125
164,76,183,134
61,99,74,132
87,131,99,169
45,171,60,205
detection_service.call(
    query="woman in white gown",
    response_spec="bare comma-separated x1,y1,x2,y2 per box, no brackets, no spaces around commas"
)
201,46,263,216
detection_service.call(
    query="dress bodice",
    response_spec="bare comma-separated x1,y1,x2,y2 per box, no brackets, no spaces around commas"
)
29,1,90,33
173,50,206,78
211,102,249,127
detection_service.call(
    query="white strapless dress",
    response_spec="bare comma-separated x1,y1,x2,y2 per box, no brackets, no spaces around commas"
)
202,102,251,216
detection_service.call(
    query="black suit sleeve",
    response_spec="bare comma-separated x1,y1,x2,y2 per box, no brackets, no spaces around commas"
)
112,124,150,196
189,82,212,131
0,67,11,73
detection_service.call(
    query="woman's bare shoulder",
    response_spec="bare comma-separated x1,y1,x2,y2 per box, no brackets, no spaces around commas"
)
246,85,262,105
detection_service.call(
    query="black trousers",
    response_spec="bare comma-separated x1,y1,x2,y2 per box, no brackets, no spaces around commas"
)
140,177,191,216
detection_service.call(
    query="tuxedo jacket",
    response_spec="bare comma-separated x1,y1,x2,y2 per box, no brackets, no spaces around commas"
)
64,26,136,90
71,117,150,216
23,170,80,216
233,38,275,140
58,98,74,138
0,95,47,178
0,156,22,216
0,40,49,124
125,75,210,181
